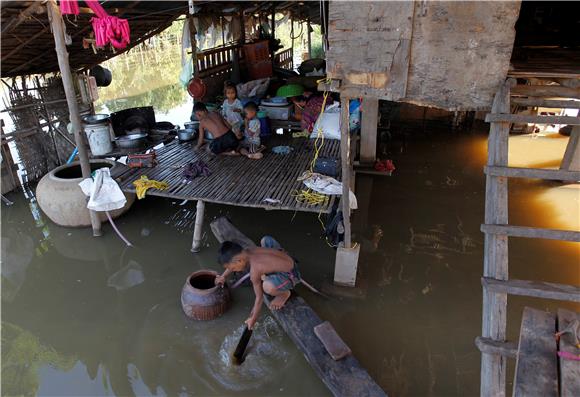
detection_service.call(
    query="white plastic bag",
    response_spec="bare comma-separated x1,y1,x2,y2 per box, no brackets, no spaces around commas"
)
79,167,127,212
310,103,341,140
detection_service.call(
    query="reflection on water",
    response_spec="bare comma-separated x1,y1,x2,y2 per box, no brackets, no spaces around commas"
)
94,33,193,127
3,101,580,395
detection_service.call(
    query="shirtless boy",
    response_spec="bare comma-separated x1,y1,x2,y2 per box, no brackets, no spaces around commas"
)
193,102,240,155
215,236,301,329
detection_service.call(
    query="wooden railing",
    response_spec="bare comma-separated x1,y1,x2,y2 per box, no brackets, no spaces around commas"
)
275,48,293,70
196,43,244,78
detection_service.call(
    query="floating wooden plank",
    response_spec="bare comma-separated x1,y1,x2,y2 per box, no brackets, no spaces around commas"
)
513,307,558,397
511,98,580,109
480,224,580,243
314,321,352,361
475,336,518,359
557,309,580,397
482,278,580,303
485,113,580,125
484,166,580,182
210,217,387,397
511,85,580,99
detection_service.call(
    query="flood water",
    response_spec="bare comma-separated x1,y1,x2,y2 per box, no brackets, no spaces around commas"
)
2,124,578,396
2,39,579,396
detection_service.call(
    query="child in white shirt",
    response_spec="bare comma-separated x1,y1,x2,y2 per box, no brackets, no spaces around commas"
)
221,82,243,136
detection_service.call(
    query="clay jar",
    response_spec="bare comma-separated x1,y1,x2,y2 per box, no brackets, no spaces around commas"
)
36,160,135,227
181,270,231,320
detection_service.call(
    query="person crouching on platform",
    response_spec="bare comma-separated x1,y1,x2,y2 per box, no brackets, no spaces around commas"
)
194,102,240,155
215,236,301,329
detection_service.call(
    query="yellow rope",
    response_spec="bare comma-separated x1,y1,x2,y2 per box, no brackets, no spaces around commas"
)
133,175,168,199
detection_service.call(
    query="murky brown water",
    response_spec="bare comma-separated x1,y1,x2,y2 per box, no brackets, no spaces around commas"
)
2,128,578,396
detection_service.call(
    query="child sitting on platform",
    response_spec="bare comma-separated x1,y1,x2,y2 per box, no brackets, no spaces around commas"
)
221,82,243,137
240,101,264,160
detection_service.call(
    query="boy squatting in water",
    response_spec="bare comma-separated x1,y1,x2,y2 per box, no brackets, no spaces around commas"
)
214,236,301,329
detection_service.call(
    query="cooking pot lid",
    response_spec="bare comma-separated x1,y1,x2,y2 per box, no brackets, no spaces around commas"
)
82,114,110,124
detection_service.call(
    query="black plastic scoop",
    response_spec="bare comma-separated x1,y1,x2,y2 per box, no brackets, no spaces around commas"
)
232,326,253,365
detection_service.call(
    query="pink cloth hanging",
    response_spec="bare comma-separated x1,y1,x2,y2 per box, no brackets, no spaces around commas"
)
59,0,130,49
60,0,80,15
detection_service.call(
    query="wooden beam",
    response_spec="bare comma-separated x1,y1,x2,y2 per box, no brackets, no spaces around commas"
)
360,97,379,164
47,0,101,237
475,337,518,359
560,128,580,172
481,80,511,397
557,309,580,397
1,1,45,35
484,165,580,182
511,85,580,99
1,26,49,62
482,278,580,302
511,97,580,109
307,18,312,58
485,113,580,125
513,307,558,397
481,224,580,242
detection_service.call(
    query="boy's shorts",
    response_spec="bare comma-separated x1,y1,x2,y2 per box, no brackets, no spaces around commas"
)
209,130,239,154
261,235,301,292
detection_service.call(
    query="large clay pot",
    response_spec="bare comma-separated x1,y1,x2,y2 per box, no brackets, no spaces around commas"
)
36,160,135,227
181,270,231,320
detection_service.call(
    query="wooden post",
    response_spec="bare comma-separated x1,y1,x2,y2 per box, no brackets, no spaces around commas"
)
307,18,312,58
220,16,225,46
333,96,360,287
560,126,580,172
191,200,205,253
188,8,197,76
360,97,379,164
481,80,512,397
340,96,352,248
47,0,101,237
271,6,276,68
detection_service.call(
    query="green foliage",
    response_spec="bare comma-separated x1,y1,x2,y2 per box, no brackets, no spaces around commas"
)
94,20,188,113
2,322,76,396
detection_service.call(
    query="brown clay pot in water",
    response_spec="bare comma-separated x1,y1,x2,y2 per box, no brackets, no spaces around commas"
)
181,270,231,320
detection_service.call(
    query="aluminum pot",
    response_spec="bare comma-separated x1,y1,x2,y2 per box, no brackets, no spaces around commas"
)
181,270,231,320
177,129,195,142
114,133,147,149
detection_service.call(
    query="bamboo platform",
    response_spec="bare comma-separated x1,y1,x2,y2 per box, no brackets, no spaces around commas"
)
111,136,341,213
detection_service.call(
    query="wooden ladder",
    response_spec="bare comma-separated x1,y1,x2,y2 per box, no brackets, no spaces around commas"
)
477,79,580,396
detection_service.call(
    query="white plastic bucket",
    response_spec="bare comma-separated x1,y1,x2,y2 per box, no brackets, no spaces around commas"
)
84,123,113,156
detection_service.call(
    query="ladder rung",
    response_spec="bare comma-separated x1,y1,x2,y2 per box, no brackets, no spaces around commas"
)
481,224,580,242
475,336,518,358
485,113,580,125
482,277,580,302
511,97,580,110
485,166,580,181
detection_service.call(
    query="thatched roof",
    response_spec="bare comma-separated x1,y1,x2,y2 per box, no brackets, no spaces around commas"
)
1,1,321,78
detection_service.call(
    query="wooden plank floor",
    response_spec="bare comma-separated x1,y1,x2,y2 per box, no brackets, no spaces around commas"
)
112,136,341,213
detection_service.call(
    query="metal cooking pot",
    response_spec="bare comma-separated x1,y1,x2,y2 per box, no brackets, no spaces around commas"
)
115,133,148,149
82,114,110,125
177,129,195,142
